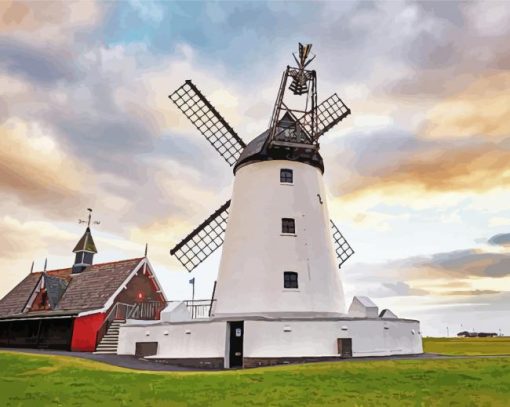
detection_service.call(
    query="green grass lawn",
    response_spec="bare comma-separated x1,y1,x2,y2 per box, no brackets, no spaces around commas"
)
423,336,510,355
1,351,509,406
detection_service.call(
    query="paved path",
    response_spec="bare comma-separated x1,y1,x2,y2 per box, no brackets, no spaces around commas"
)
1,348,509,372
0,348,199,371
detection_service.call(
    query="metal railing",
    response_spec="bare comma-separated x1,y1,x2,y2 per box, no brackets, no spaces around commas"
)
164,299,216,319
127,301,165,320
95,302,135,348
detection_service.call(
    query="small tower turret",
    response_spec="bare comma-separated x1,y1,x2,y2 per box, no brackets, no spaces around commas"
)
72,208,99,274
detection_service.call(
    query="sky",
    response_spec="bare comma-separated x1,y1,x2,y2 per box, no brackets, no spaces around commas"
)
0,0,509,337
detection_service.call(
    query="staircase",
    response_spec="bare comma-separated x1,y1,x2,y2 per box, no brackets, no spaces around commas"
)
94,319,124,354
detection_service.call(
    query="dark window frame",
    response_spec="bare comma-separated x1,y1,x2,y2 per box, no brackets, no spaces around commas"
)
280,168,293,184
284,272,298,289
281,218,295,234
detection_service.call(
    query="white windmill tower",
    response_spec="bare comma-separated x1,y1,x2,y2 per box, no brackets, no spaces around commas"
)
169,44,354,318
117,44,422,367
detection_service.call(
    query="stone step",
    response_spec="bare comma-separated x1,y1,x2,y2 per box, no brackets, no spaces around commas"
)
100,340,119,344
93,350,117,354
96,346,118,351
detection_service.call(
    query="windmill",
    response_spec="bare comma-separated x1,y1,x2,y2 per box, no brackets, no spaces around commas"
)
169,43,354,316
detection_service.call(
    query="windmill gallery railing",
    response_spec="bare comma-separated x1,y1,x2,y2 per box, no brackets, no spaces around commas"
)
164,299,216,319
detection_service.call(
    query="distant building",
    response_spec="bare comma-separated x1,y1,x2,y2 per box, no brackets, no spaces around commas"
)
457,331,498,338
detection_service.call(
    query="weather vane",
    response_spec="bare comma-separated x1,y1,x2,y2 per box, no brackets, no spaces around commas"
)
79,208,101,228
289,43,316,95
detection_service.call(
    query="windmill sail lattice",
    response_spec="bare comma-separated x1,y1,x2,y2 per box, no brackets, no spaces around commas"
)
330,219,354,268
313,93,351,140
170,200,231,272
169,80,246,166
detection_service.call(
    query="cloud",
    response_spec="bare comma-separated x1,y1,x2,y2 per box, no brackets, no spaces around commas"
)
0,216,75,260
381,282,428,296
0,1,102,45
0,118,92,215
0,39,76,84
412,249,510,279
330,129,510,204
420,73,510,141
444,289,501,296
488,233,510,248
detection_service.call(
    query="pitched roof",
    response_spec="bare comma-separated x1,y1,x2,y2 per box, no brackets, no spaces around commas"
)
73,227,97,253
0,273,42,317
57,258,143,311
0,258,144,318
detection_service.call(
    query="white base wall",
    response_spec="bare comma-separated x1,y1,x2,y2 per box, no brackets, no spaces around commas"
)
244,319,422,358
118,320,227,358
118,318,422,363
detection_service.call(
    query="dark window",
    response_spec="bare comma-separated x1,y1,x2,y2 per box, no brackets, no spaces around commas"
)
284,272,298,289
74,252,83,265
280,168,293,183
281,218,295,234
83,252,94,265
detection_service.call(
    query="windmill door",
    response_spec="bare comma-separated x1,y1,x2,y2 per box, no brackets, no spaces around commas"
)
228,321,244,368
337,338,353,358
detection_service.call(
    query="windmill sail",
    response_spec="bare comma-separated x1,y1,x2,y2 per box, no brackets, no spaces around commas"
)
312,93,351,141
170,200,231,272
330,219,354,268
170,80,246,166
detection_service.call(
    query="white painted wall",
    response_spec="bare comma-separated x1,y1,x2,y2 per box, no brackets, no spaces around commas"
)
243,319,423,358
118,318,422,360
161,302,192,322
213,160,345,317
118,321,227,358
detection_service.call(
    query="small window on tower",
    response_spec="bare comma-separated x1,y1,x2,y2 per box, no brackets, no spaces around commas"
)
280,168,293,183
281,218,295,234
284,272,298,289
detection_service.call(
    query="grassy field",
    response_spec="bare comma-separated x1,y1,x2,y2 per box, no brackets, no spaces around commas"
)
423,336,510,355
1,349,510,406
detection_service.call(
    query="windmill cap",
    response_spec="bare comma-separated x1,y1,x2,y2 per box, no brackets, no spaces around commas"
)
234,125,324,175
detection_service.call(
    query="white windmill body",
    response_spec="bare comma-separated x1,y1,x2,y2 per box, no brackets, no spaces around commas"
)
213,157,345,317
118,44,423,368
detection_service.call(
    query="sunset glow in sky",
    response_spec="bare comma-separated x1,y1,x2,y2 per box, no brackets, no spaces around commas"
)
1,1,509,336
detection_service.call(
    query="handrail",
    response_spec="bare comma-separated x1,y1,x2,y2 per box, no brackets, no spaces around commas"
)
95,302,135,349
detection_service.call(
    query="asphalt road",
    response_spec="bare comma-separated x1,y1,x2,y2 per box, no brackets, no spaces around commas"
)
1,347,509,371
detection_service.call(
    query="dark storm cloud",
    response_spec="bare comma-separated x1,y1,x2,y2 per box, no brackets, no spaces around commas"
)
488,233,510,247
